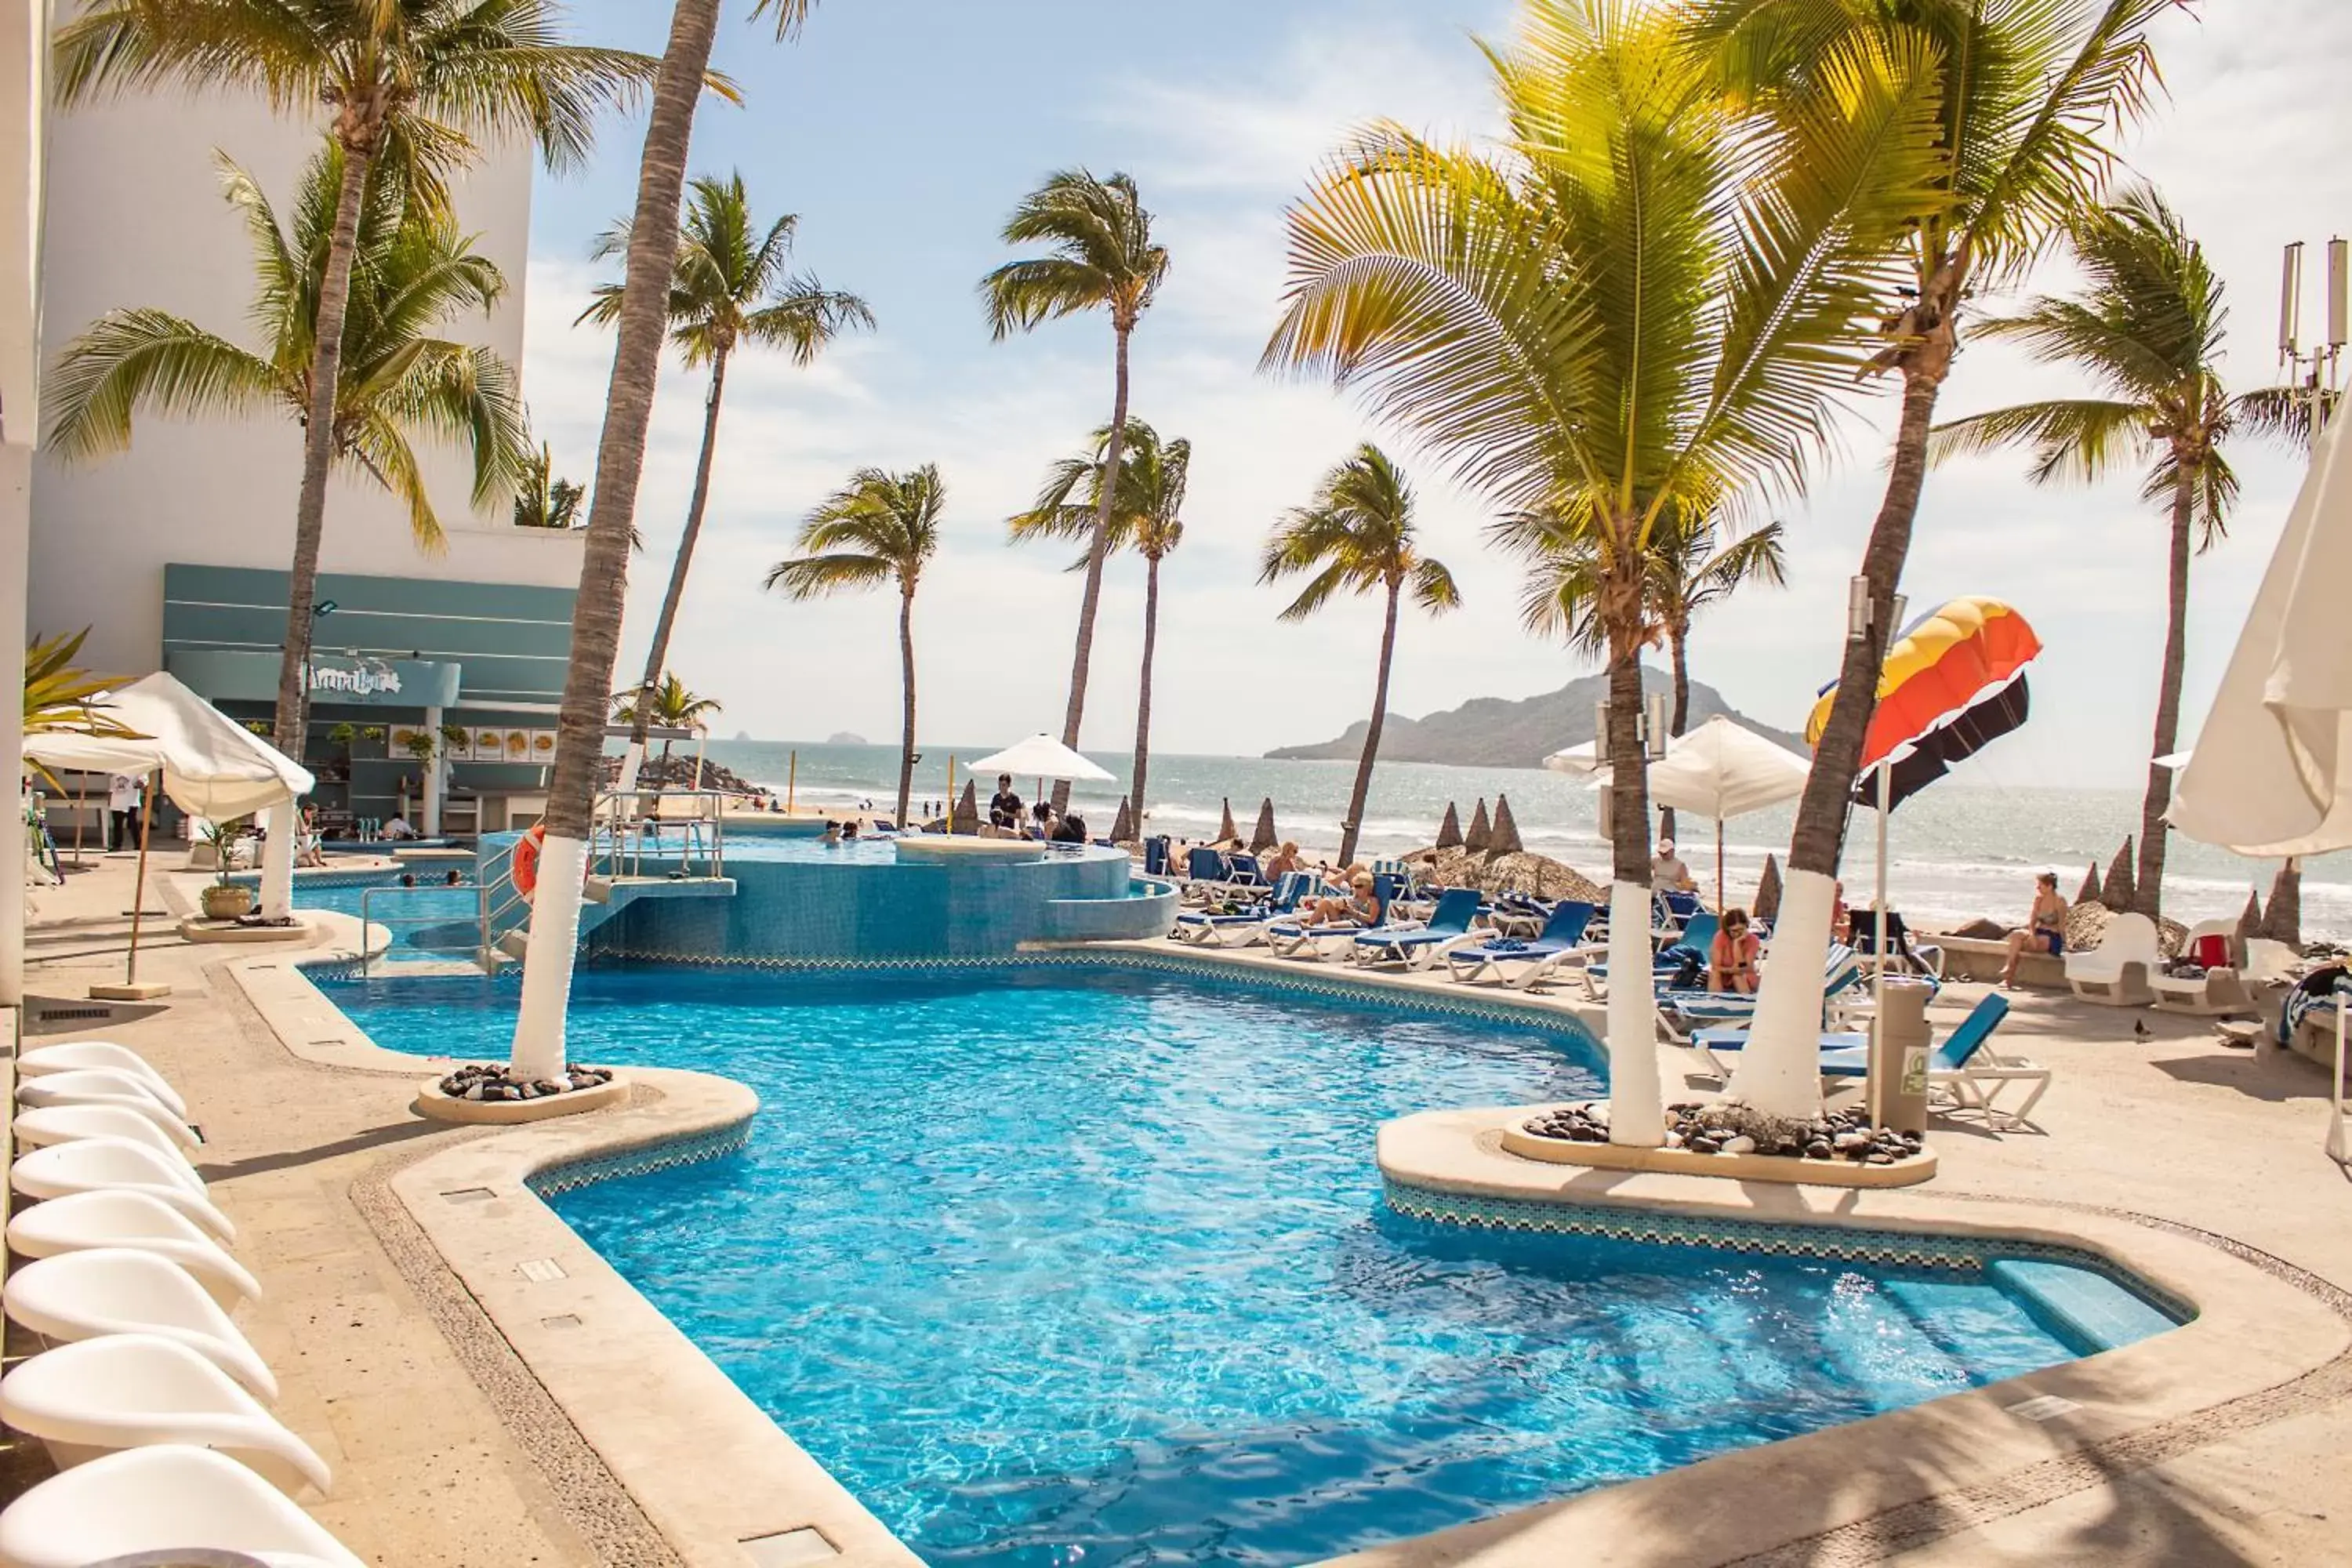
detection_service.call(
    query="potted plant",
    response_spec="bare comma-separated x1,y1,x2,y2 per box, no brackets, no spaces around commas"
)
199,818,255,920
401,729,437,766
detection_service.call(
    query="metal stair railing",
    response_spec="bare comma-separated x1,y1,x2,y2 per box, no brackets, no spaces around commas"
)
590,789,727,883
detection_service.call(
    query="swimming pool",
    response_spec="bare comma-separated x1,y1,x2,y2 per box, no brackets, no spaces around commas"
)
318,960,2169,1566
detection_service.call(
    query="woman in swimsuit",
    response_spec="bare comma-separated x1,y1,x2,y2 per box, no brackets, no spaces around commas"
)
1708,908,1762,994
1299,871,1378,927
2002,871,2069,987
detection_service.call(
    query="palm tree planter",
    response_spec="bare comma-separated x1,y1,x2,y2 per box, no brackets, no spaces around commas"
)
1010,420,1189,831
1689,0,2180,1116
57,0,662,760
983,170,1169,810
588,172,873,789
768,467,944,832
1265,3,1940,1142
1261,445,1458,869
1929,187,2305,921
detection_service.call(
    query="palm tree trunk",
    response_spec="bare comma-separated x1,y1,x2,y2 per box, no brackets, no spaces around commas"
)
1338,579,1401,867
270,136,376,759
895,585,917,833
1053,323,1131,812
1660,622,1692,843
1731,351,1948,1120
1600,557,1661,1148
510,0,720,1083
1131,551,1160,833
2134,466,2196,919
625,345,731,775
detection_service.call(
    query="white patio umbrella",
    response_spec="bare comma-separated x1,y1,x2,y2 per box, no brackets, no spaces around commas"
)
1542,741,1601,775
27,673,313,995
1643,716,1811,907
964,735,1116,826
2171,415,2352,1159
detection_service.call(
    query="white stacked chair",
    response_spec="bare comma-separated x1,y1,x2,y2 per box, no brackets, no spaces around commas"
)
15,1070,198,1150
9,1190,260,1309
0,1445,362,1568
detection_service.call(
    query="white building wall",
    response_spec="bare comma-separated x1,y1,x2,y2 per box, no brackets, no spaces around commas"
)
28,88,581,674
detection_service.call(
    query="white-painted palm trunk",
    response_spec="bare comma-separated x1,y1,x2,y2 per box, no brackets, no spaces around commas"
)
258,802,295,921
615,743,645,800
509,833,589,1082
1725,866,1835,1117
1604,880,1663,1146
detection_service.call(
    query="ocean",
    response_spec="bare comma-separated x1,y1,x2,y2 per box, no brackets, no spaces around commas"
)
693,739,2348,936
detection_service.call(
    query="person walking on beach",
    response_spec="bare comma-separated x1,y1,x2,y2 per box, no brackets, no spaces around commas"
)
2001,872,2070,988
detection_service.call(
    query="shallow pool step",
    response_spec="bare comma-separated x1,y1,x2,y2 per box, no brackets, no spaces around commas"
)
1987,1258,2181,1354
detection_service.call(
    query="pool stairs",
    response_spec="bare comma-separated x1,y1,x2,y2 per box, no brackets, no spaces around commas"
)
487,874,736,964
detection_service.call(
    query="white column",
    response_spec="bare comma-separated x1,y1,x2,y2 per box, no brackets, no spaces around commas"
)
0,445,25,1006
421,703,443,838
258,799,295,920
1604,880,1662,1145
508,833,586,1081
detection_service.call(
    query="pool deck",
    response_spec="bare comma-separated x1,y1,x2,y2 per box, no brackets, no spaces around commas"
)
16,853,2352,1566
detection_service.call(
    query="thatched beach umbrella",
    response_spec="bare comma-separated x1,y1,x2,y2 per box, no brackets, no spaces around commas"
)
1434,802,1464,850
1216,797,1239,844
2101,838,2136,912
1465,798,1493,852
1754,854,1783,923
1110,797,1134,843
2265,861,2303,949
2077,862,2103,908
952,779,980,833
2237,888,2265,944
1250,797,1279,852
1489,794,1525,855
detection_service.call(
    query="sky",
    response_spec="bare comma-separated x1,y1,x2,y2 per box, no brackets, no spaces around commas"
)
515,0,2352,787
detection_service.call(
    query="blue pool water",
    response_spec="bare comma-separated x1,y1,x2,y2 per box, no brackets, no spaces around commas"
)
318,962,2158,1566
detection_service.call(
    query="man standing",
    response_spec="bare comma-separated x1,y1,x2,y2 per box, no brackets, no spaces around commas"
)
107,773,140,850
989,774,1024,831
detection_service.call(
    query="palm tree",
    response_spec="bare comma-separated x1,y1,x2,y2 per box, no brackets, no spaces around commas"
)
56,0,663,760
585,171,873,784
767,466,945,832
1687,0,2177,1114
46,143,531,578
1261,445,1459,867
514,444,585,529
982,170,1170,810
1929,187,2303,920
1515,506,1789,840
1264,0,1938,1139
507,0,815,1083
1008,420,1190,832
609,673,721,772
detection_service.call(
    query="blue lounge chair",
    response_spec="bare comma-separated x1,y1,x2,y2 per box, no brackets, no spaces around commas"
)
1655,888,1703,931
1665,944,1863,1044
1352,888,1486,970
1444,901,1598,989
1693,993,2044,1125
1143,836,1171,878
1266,890,1392,961
1218,852,1272,900
1580,914,1722,1000
1178,846,1229,905
1171,872,1318,948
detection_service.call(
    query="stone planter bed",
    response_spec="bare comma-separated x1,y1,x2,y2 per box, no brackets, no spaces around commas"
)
1501,1101,1936,1188
415,1063,628,1124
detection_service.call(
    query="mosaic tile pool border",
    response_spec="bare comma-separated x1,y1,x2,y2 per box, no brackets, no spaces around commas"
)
1383,1178,2196,1321
527,1118,753,1200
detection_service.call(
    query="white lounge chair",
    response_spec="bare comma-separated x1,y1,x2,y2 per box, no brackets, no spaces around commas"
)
2245,938,2302,985
2064,912,2159,1007
9,1140,235,1243
0,1443,363,1568
2150,919,2260,1018
16,1069,198,1149
9,1191,260,1309
16,1042,188,1118
3,1250,277,1402
0,1334,330,1496
12,1104,197,1166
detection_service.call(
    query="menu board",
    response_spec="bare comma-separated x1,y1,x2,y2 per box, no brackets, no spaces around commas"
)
472,726,503,761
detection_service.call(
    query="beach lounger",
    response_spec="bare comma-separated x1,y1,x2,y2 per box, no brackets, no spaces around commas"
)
2245,938,2301,985
1353,889,1485,970
8,1192,259,1310
1444,901,1597,989
1662,944,1859,1044
2148,919,2259,1017
1265,892,1392,961
9,1141,234,1244
1171,872,1317,947
1177,847,1229,905
3,1249,278,1402
0,1334,332,1495
1653,889,1702,934
0,1443,365,1568
1581,914,1722,1001
2064,912,2160,1007
16,1044,187,1118
1697,993,2047,1127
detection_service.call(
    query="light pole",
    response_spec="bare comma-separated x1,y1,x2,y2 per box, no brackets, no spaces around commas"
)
299,599,338,760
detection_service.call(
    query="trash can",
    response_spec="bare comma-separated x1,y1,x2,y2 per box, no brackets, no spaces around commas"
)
1868,977,1933,1135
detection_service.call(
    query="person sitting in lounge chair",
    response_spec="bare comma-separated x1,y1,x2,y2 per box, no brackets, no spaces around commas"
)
1298,871,1378,928
1265,840,1305,880
1708,907,1762,994
1650,837,1697,895
2002,871,2068,987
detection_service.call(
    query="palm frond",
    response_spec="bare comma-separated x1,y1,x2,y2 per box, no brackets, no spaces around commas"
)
44,309,286,460
1928,397,2147,485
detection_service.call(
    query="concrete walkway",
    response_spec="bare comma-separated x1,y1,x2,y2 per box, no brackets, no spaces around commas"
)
12,851,2352,1566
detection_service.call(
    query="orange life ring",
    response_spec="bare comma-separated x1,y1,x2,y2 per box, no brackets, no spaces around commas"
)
513,824,545,900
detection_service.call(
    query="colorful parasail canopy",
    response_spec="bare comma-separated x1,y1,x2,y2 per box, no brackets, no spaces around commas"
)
1807,597,2042,773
